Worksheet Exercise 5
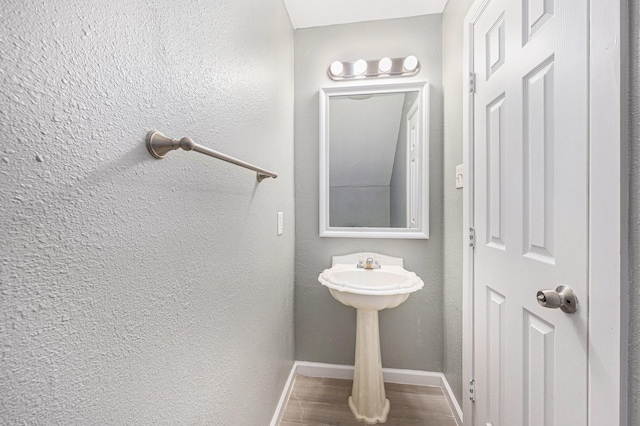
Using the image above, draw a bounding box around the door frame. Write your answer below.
[461,0,629,425]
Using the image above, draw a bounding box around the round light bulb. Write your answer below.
[329,61,344,76]
[378,57,392,73]
[403,55,418,71]
[354,59,367,75]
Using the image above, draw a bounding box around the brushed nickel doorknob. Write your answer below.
[536,285,578,314]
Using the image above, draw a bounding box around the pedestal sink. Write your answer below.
[318,253,424,425]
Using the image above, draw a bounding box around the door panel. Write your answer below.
[523,0,554,44]
[471,0,588,424]
[523,58,555,262]
[486,287,505,425]
[523,310,555,425]
[486,94,506,249]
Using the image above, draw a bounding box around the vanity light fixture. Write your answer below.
[330,61,344,76]
[353,59,368,75]
[403,55,418,72]
[378,57,392,73]
[327,56,420,80]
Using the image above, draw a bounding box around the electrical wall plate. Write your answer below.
[455,164,464,189]
[277,212,284,235]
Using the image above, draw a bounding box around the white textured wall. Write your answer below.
[0,0,295,423]
[441,0,474,406]
[294,16,444,371]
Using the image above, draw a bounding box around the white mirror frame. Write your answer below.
[319,81,430,239]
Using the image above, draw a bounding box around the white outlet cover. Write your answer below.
[277,212,284,235]
[455,164,464,189]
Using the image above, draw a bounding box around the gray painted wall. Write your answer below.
[294,16,444,371]
[628,0,639,422]
[0,0,294,423]
[330,186,390,227]
[441,0,475,406]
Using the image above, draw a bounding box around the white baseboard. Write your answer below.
[440,372,464,425]
[269,363,297,426]
[270,361,463,426]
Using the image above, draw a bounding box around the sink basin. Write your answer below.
[318,265,424,310]
[318,253,424,425]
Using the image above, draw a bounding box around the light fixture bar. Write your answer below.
[328,56,420,80]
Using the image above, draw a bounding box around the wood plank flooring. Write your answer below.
[280,375,457,426]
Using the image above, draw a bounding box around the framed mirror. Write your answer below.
[319,81,429,238]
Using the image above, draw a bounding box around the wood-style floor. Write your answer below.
[280,375,458,426]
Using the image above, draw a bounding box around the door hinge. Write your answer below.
[469,379,476,402]
[469,227,476,248]
[469,72,476,93]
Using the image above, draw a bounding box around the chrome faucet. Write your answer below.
[357,256,380,270]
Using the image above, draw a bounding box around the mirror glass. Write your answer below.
[319,81,429,238]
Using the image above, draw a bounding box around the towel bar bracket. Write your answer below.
[146,131,187,159]
[146,131,277,182]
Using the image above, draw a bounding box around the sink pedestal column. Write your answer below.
[348,309,390,424]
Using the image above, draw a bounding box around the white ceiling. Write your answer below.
[283,0,449,29]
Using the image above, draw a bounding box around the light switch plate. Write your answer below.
[277,212,284,235]
[455,164,464,189]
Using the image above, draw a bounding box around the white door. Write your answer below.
[471,0,588,424]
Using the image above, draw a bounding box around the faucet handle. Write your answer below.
[364,257,375,269]
[357,255,365,268]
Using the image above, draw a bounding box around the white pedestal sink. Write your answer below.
[318,253,424,425]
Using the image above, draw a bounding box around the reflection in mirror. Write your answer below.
[319,82,429,239]
[329,91,418,228]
